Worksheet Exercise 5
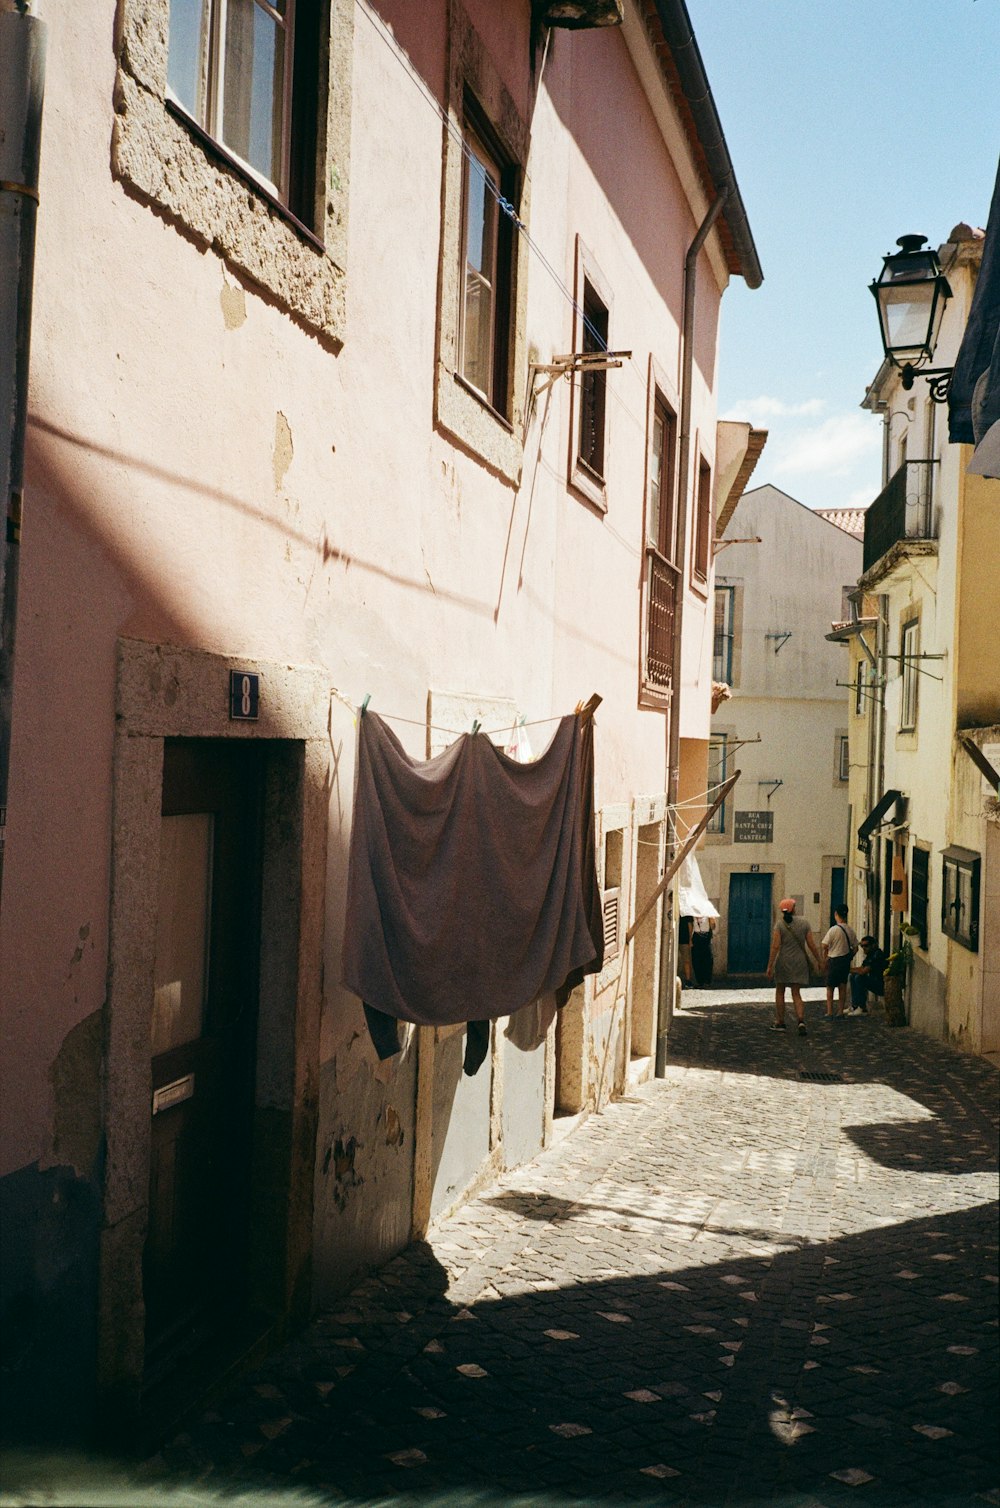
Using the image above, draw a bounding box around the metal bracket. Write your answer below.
[765,631,792,654]
[758,778,784,803]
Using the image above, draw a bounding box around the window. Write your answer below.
[713,586,735,684]
[693,456,712,584]
[911,845,930,949]
[459,115,516,414]
[643,395,679,692]
[707,735,728,834]
[900,618,919,731]
[838,734,850,782]
[855,661,868,716]
[941,846,980,951]
[434,18,529,484]
[578,280,609,478]
[166,0,317,215]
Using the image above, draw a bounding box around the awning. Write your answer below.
[949,158,1000,471]
[678,852,719,920]
[858,789,903,848]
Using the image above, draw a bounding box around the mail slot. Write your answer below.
[152,1073,195,1115]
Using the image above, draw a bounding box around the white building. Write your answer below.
[697,484,862,976]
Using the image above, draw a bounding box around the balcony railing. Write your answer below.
[863,459,938,573]
[645,549,679,690]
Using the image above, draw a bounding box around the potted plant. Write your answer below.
[883,927,916,1027]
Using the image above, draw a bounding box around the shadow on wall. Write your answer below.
[0,414,357,1444]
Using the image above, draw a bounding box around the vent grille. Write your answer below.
[799,1071,842,1083]
[602,888,620,958]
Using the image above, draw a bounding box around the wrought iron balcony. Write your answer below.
[863,459,938,573]
[645,549,679,690]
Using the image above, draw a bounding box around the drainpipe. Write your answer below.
[655,185,728,1079]
[0,2,46,906]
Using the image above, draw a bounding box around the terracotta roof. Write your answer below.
[815,507,866,539]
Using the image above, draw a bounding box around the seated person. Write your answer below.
[848,935,886,1013]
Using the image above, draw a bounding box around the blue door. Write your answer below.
[727,872,773,974]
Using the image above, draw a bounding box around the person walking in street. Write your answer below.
[766,897,823,1034]
[678,914,694,990]
[848,934,887,1014]
[821,904,859,1018]
[691,914,716,987]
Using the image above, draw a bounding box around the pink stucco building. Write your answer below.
[0,0,760,1438]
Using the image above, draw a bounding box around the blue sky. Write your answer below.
[686,0,1000,512]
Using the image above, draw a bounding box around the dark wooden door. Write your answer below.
[829,866,845,926]
[727,872,773,973]
[144,739,263,1371]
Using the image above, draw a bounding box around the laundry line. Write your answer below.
[330,686,598,742]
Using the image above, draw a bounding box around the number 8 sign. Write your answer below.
[229,670,260,721]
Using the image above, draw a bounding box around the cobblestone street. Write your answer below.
[5,993,999,1507]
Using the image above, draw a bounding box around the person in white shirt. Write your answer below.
[821,905,859,1018]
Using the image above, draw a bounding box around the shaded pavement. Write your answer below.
[4,994,998,1506]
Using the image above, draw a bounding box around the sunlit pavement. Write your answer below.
[4,997,998,1508]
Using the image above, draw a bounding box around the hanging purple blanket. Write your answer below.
[343,711,603,1061]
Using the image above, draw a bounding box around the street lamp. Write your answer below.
[870,234,953,401]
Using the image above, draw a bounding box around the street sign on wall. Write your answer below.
[734,810,773,843]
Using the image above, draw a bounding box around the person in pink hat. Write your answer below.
[765,898,823,1034]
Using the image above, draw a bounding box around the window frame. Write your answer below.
[837,734,850,783]
[713,584,735,685]
[433,15,530,486]
[899,617,920,731]
[457,106,517,418]
[911,844,930,950]
[167,0,297,204]
[577,280,610,481]
[568,239,613,513]
[639,373,680,704]
[855,660,868,717]
[941,846,980,952]
[114,0,351,345]
[691,453,713,590]
[707,734,729,835]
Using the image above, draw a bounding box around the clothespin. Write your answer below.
[575,693,602,722]
[360,694,370,716]
[470,719,481,735]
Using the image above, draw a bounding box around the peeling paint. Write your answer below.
[273,411,294,490]
[46,1011,103,1179]
[220,275,247,330]
[323,1134,362,1212]
[383,1105,404,1148]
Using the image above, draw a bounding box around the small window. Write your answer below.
[578,281,609,478]
[167,0,317,217]
[602,828,623,959]
[838,734,850,782]
[900,618,919,731]
[707,735,728,835]
[941,846,979,951]
[855,661,868,716]
[643,396,679,692]
[713,586,735,684]
[647,399,677,557]
[911,846,930,949]
[459,114,516,415]
[693,456,712,584]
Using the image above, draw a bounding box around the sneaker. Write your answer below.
[797,1022,807,1035]
[844,1006,860,1016]
[769,1021,786,1031]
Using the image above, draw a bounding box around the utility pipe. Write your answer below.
[0,5,46,906]
[654,186,728,1078]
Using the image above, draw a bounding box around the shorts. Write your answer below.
[828,954,852,987]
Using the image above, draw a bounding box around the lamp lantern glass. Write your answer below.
[870,234,951,368]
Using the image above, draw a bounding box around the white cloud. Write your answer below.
[722,395,826,424]
[773,413,881,478]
